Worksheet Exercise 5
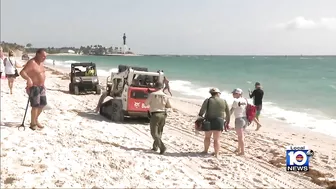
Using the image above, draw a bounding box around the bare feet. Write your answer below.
[200,151,208,155]
[29,124,37,130]
[37,122,44,129]
[95,107,99,113]
[213,152,219,158]
[255,124,262,131]
[237,152,245,156]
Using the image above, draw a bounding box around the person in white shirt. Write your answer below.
[230,88,248,156]
[3,50,20,94]
[0,47,4,78]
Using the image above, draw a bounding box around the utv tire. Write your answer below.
[74,85,79,95]
[69,83,73,94]
[96,85,101,95]
[111,99,124,122]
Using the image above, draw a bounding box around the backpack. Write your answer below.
[245,98,257,125]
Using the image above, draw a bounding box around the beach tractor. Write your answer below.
[69,62,102,95]
[99,65,164,122]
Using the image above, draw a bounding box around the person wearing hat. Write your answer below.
[198,87,230,157]
[248,82,263,131]
[230,88,248,156]
[145,82,175,154]
[3,50,21,94]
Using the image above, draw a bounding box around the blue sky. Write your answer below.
[1,0,336,55]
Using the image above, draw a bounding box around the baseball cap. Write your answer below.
[255,82,261,86]
[232,88,243,94]
[209,88,221,94]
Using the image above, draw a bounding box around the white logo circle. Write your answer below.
[290,151,308,166]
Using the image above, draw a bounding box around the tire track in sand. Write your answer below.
[164,116,321,189]
[125,124,239,188]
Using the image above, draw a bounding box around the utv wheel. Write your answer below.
[96,85,101,95]
[69,83,73,94]
[74,86,79,95]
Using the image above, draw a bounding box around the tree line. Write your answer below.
[0,41,132,55]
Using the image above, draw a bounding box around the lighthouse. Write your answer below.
[122,33,127,54]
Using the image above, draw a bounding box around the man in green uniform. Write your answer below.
[145,82,174,154]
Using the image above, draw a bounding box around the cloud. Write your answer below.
[275,16,336,30]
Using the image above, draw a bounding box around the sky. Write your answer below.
[1,0,336,55]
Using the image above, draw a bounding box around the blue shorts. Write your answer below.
[256,105,262,117]
[27,86,47,108]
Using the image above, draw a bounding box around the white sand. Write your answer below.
[1,67,335,188]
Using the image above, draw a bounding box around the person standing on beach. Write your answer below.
[230,88,248,156]
[163,76,172,96]
[198,88,230,158]
[3,50,21,94]
[0,47,5,78]
[20,49,47,130]
[145,82,174,154]
[249,82,263,131]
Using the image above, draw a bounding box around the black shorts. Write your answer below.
[209,117,225,131]
[27,86,47,107]
[6,74,16,78]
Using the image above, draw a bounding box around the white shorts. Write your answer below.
[235,117,248,129]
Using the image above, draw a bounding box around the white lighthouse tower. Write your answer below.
[122,33,127,54]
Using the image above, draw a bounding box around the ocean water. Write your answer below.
[45,55,336,137]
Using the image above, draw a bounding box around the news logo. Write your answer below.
[286,146,314,172]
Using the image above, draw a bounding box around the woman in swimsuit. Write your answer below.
[163,76,172,96]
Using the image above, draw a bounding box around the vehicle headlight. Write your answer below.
[92,78,98,83]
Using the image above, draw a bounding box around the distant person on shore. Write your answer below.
[4,50,21,94]
[163,76,172,96]
[53,60,55,67]
[230,88,248,156]
[145,82,175,155]
[249,82,264,131]
[198,88,230,158]
[0,47,5,78]
[20,49,47,130]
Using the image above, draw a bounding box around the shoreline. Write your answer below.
[43,59,336,139]
[0,65,335,188]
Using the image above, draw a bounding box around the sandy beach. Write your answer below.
[1,66,336,188]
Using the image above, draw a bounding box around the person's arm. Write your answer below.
[230,100,238,115]
[14,59,22,68]
[144,94,152,106]
[198,99,208,117]
[249,90,255,98]
[224,100,230,123]
[165,98,172,109]
[20,60,33,82]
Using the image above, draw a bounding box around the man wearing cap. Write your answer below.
[198,88,230,157]
[230,88,248,156]
[249,82,264,131]
[145,82,174,154]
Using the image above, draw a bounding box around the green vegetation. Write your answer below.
[1,41,132,55]
[0,41,25,52]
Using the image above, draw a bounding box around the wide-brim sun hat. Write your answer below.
[209,88,221,94]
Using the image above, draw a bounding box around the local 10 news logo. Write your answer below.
[286,145,314,172]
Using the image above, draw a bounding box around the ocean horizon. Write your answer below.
[45,54,336,138]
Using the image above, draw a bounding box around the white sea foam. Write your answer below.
[169,80,336,138]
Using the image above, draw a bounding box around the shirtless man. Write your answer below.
[163,76,172,96]
[20,49,47,130]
